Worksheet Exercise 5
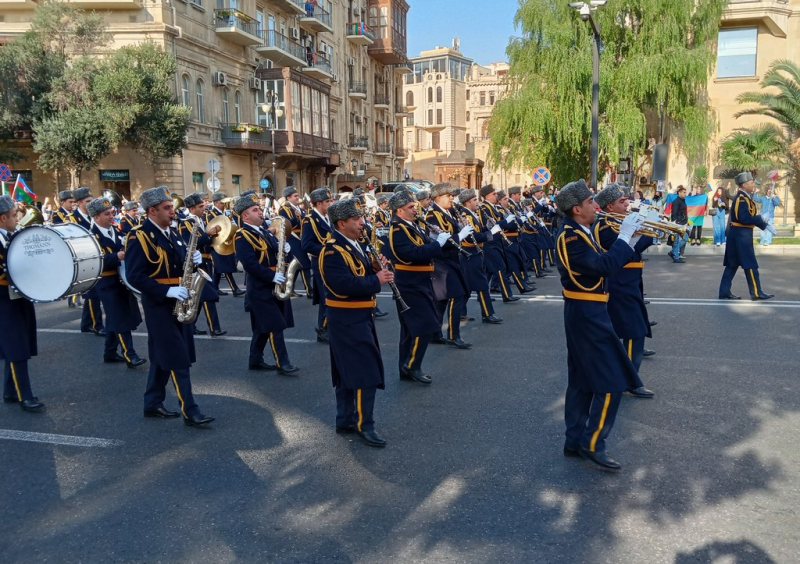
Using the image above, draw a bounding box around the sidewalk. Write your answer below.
[643,242,800,256]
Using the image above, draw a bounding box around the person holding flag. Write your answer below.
[11,174,36,205]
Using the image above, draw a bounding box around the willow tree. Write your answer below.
[489,0,729,184]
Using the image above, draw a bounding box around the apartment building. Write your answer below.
[0,0,410,199]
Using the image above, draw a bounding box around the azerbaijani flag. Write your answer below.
[662,193,708,226]
[11,174,36,204]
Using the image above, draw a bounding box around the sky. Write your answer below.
[406,1,521,65]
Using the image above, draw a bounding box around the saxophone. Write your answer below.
[272,215,301,301]
[173,217,212,323]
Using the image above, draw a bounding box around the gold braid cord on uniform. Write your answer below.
[319,244,366,299]
[734,194,756,220]
[237,229,269,264]
[556,225,603,292]
[129,229,169,277]
[389,224,423,265]
[592,218,619,253]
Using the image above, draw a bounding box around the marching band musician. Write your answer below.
[592,185,655,397]
[119,201,140,234]
[388,190,450,385]
[416,190,431,216]
[123,186,214,427]
[70,187,106,336]
[457,189,503,324]
[233,193,300,375]
[278,186,313,298]
[554,180,648,471]
[513,192,545,278]
[320,199,393,447]
[87,198,147,369]
[0,195,44,412]
[502,187,536,293]
[52,190,75,224]
[205,192,245,297]
[301,187,334,343]
[718,171,776,301]
[478,185,520,303]
[425,183,474,349]
[355,191,388,318]
[532,186,557,269]
[178,193,227,337]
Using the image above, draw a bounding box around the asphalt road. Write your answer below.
[1,251,799,563]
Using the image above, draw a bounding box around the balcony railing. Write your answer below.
[221,123,274,149]
[374,94,390,107]
[300,3,333,30]
[313,53,333,75]
[348,134,370,149]
[348,81,368,95]
[346,22,376,41]
[374,143,391,154]
[258,30,307,66]
[213,9,261,45]
[395,147,408,158]
[392,61,413,74]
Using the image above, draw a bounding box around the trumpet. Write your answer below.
[596,211,689,238]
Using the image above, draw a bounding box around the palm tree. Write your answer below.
[719,123,785,175]
[735,60,800,140]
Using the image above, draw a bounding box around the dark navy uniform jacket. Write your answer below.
[459,207,492,293]
[278,203,312,271]
[425,203,469,301]
[724,189,768,270]
[178,217,219,304]
[119,215,139,234]
[52,207,72,225]
[389,217,443,336]
[91,224,142,333]
[319,230,384,390]
[593,217,652,340]
[204,206,238,274]
[555,217,643,394]
[70,210,101,299]
[300,209,333,305]
[234,223,294,334]
[0,230,37,362]
[124,219,196,369]
[479,201,513,272]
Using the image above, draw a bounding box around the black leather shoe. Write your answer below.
[490,287,501,294]
[644,300,651,305]
[278,364,300,375]
[400,367,431,384]
[430,336,448,345]
[642,349,656,357]
[144,406,180,419]
[336,425,357,435]
[184,413,215,427]
[233,289,246,297]
[104,353,126,363]
[649,320,657,326]
[193,329,207,335]
[627,386,655,398]
[126,356,147,368]
[672,257,686,263]
[357,429,386,447]
[718,293,741,300]
[315,328,329,343]
[542,268,552,273]
[503,296,521,303]
[4,395,18,403]
[751,293,774,301]
[217,289,229,296]
[374,309,389,318]
[210,329,227,337]
[563,445,581,458]
[482,315,503,324]
[447,338,473,349]
[579,447,622,471]
[460,315,475,322]
[94,328,106,337]
[520,285,536,294]
[20,399,45,412]
[249,361,278,371]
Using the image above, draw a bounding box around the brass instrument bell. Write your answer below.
[206,214,238,255]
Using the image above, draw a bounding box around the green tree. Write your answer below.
[489,0,729,184]
[735,60,800,138]
[719,123,785,175]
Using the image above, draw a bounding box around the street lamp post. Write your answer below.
[261,90,283,193]
[351,158,358,176]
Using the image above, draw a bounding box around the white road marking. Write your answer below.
[0,429,123,448]
[36,328,315,343]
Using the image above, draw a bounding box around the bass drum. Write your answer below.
[118,260,142,300]
[6,223,102,302]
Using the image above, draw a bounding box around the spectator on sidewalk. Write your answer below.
[710,186,729,247]
[689,186,706,246]
[756,186,781,246]
[669,186,689,263]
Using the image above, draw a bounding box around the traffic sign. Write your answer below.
[207,177,221,192]
[532,166,551,186]
[206,158,220,175]
[259,178,270,189]
[0,164,11,182]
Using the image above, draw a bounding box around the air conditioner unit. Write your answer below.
[289,27,300,40]
[331,72,339,82]
[346,56,355,67]
[212,71,227,86]
[389,125,395,132]
[248,77,261,90]
[355,115,363,124]
[352,7,360,17]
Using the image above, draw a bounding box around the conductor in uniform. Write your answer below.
[554,180,647,471]
[124,187,214,427]
[301,187,334,343]
[0,195,44,411]
[320,199,394,447]
[71,187,105,336]
[718,171,776,301]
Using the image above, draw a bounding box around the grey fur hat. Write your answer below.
[393,185,411,194]
[212,192,226,202]
[735,171,754,185]
[554,179,592,216]
[479,184,495,198]
[310,187,332,203]
[233,193,260,216]
[58,190,74,201]
[594,183,625,209]
[389,190,415,211]
[240,189,256,198]
[72,187,93,201]
[508,186,522,196]
[377,194,392,205]
[458,189,477,204]
[139,186,171,211]
[283,186,298,198]
[123,201,139,211]
[328,199,363,226]
[183,193,205,208]
[0,195,15,215]
[496,190,507,200]
[415,190,430,201]
[431,182,452,198]
[87,197,114,217]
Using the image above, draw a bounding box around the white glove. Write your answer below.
[628,233,642,249]
[504,213,516,222]
[526,211,534,219]
[490,224,502,234]
[284,242,291,253]
[458,226,474,241]
[274,272,286,284]
[192,250,202,265]
[167,287,189,301]
[766,225,778,235]
[618,214,645,244]
[436,232,451,247]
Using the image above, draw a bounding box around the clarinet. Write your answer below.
[458,214,484,255]
[423,219,470,257]
[363,234,410,313]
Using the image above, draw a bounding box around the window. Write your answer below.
[431,131,440,150]
[427,87,433,103]
[717,28,758,78]
[436,87,442,103]
[232,174,241,186]
[480,91,486,106]
[261,79,286,129]
[291,82,302,132]
[406,91,414,106]
[192,172,204,191]
[222,88,229,123]
[489,92,495,105]
[428,109,433,125]
[466,90,470,101]
[369,6,377,28]
[234,91,242,123]
[407,115,414,126]
[436,109,442,125]
[321,93,329,138]
[302,84,311,133]
[312,90,321,137]
[466,111,470,121]
[195,79,205,123]
[379,6,388,38]
[181,75,190,106]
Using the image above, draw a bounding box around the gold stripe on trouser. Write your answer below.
[448,299,455,340]
[322,317,328,328]
[478,292,489,317]
[225,273,236,289]
[269,333,281,367]
[512,272,523,288]
[498,272,510,298]
[407,337,420,370]
[589,393,612,452]
[170,371,187,418]
[748,269,760,297]
[531,259,539,276]
[203,303,213,330]
[540,250,545,264]
[627,339,633,360]
[9,362,22,401]
[118,334,131,362]
[88,300,98,328]
[300,271,310,292]
[357,389,363,432]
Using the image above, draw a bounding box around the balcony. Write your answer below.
[346,23,375,46]
[392,61,413,74]
[374,143,391,156]
[256,30,307,68]
[61,0,141,7]
[348,135,370,152]
[213,9,262,46]
[272,0,306,16]
[374,94,390,109]
[348,81,368,99]
[301,53,333,81]
[723,0,791,37]
[368,27,407,65]
[395,147,408,159]
[221,124,274,151]
[395,104,412,117]
[299,3,333,34]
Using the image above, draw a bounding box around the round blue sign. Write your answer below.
[259,178,270,189]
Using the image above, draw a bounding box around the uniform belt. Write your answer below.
[292,228,302,234]
[326,298,377,309]
[0,279,7,286]
[269,266,277,271]
[201,253,212,258]
[503,232,519,237]
[101,269,118,277]
[623,262,644,269]
[562,289,609,302]
[395,264,434,272]
[731,222,754,229]
[155,277,182,285]
[462,240,481,247]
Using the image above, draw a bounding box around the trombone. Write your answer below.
[596,211,689,238]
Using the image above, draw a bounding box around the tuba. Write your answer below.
[18,205,44,227]
[271,215,302,301]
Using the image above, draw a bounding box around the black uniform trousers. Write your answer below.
[435,294,467,340]
[4,361,33,402]
[623,337,646,373]
[80,298,104,332]
[105,331,137,362]
[249,325,290,368]
[485,243,515,300]
[194,300,222,333]
[398,310,430,372]
[336,385,376,433]
[214,271,242,292]
[719,265,765,299]
[144,364,199,418]
[311,264,327,330]
[564,387,622,454]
